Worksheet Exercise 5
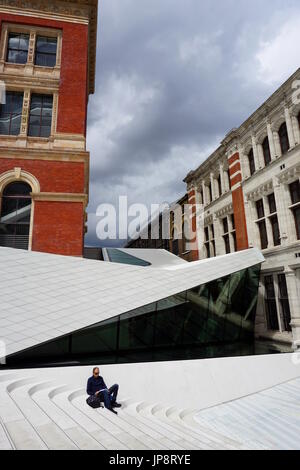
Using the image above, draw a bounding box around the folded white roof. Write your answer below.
[0,247,264,359]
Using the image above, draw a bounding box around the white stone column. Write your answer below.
[267,122,277,160]
[202,181,207,206]
[284,106,296,149]
[286,269,300,349]
[251,135,260,171]
[219,163,225,195]
[239,147,248,179]
[291,115,300,146]
[255,277,268,337]
[273,177,288,245]
[257,143,265,169]
[273,132,282,158]
[224,169,230,192]
[214,216,223,256]
[210,173,215,201]
[244,197,255,248]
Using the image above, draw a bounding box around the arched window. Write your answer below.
[278,122,289,155]
[248,148,256,176]
[0,181,32,250]
[262,136,271,166]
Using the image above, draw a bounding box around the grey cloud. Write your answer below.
[85,0,300,246]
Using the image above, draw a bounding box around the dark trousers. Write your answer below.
[99,384,119,410]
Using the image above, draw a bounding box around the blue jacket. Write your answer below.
[87,375,107,396]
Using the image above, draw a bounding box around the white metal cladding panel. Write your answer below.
[0,247,264,358]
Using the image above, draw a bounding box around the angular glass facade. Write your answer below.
[7,265,261,368]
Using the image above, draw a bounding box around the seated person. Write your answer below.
[87,367,121,415]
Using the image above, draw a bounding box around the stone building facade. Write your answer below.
[0,0,98,256]
[184,68,300,348]
[125,195,196,262]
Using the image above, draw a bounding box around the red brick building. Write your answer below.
[0,0,98,256]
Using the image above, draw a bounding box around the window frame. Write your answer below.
[6,32,29,65]
[28,93,53,139]
[35,35,58,68]
[0,91,24,136]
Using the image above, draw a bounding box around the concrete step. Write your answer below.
[0,377,47,450]
[8,379,78,450]
[123,400,186,450]
[70,391,167,450]
[30,383,104,450]
[138,402,208,450]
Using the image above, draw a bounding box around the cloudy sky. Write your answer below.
[85,0,300,247]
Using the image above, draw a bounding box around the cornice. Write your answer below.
[0,74,60,91]
[0,0,98,94]
[32,191,88,203]
[0,146,89,161]
[245,180,273,202]
[184,145,226,185]
[215,203,233,219]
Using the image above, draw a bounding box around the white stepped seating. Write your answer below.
[122,400,188,450]
[1,370,300,450]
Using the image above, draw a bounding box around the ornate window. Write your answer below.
[6,33,29,64]
[278,122,290,155]
[28,94,53,138]
[0,182,32,250]
[0,92,23,136]
[2,24,61,70]
[262,136,271,166]
[255,195,281,249]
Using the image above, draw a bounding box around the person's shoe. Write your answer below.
[109,408,118,415]
[112,402,122,408]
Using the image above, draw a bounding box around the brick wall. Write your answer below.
[228,152,249,251]
[32,201,84,256]
[0,158,85,193]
